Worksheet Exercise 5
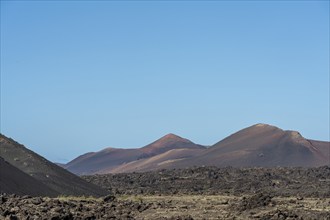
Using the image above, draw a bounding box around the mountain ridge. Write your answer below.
[0,156,58,196]
[64,133,206,175]
[0,134,108,197]
[60,124,329,174]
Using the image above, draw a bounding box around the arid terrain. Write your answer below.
[1,193,329,220]
[83,166,330,198]
[1,128,329,219]
[1,166,330,219]
[62,124,330,175]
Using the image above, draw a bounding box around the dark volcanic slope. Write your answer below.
[168,124,329,168]
[65,133,205,175]
[0,134,107,197]
[0,156,57,196]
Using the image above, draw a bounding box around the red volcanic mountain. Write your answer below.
[140,133,205,158]
[159,124,329,169]
[63,124,329,174]
[103,148,205,174]
[64,148,142,175]
[64,134,206,175]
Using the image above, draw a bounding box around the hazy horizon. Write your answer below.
[1,1,329,162]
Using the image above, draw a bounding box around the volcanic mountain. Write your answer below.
[103,148,205,173]
[98,124,329,173]
[0,134,107,197]
[62,124,329,174]
[155,124,329,169]
[140,133,205,158]
[64,134,206,175]
[0,156,58,196]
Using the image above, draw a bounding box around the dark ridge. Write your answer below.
[0,134,108,197]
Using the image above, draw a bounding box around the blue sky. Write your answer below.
[1,1,329,162]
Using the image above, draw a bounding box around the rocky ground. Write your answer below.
[1,193,329,219]
[131,194,330,220]
[83,166,330,198]
[0,194,146,220]
[1,166,330,219]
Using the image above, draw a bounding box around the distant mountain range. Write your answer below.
[62,124,329,175]
[0,134,107,197]
[63,133,205,175]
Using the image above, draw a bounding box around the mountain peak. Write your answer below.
[161,133,188,141]
[252,123,279,129]
[141,133,202,155]
[254,123,271,127]
[151,133,193,147]
[246,123,284,133]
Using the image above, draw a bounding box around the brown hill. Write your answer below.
[140,133,205,158]
[308,140,330,164]
[62,124,329,174]
[0,134,107,197]
[103,148,205,173]
[162,124,329,169]
[64,148,142,175]
[0,156,58,196]
[65,134,205,175]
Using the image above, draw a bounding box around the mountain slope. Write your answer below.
[62,124,329,174]
[140,133,205,158]
[0,134,107,197]
[308,140,330,164]
[165,124,329,168]
[64,148,142,175]
[103,148,205,173]
[0,156,58,196]
[65,134,206,175]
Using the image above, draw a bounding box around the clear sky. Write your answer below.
[1,1,329,162]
